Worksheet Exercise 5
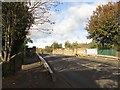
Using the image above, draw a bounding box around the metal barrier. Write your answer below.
[36,53,56,82]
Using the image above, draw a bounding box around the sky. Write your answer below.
[27,0,118,48]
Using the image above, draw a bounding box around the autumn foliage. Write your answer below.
[86,2,120,49]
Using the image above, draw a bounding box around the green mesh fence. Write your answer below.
[98,49,116,56]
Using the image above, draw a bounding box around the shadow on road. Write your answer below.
[43,54,118,88]
[3,54,118,88]
[2,54,72,88]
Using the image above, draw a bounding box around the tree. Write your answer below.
[86,2,120,50]
[88,40,97,48]
[44,46,53,53]
[44,42,62,53]
[72,42,81,49]
[65,41,72,49]
[1,1,59,61]
[28,1,60,33]
[65,41,81,49]
[2,2,34,61]
[51,42,62,49]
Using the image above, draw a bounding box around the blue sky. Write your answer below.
[28,0,118,48]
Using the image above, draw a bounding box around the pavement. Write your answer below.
[96,55,118,59]
[77,55,119,66]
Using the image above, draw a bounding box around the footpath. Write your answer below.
[77,54,119,66]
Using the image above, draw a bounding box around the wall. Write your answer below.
[53,49,64,55]
[25,46,36,57]
[116,51,120,58]
[53,48,119,57]
[2,53,23,76]
[76,48,86,56]
[64,49,74,56]
[53,48,87,56]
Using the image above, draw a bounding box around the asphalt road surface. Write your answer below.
[41,54,119,88]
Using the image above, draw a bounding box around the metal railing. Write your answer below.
[36,53,55,82]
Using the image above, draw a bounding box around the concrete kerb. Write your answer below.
[76,54,119,62]
[96,55,119,60]
[36,53,56,82]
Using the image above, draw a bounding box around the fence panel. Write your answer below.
[86,49,97,55]
[98,49,116,56]
[2,53,23,76]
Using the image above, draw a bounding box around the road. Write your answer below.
[41,54,119,88]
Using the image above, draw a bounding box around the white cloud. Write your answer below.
[28,0,117,48]
[50,3,97,43]
[58,0,118,3]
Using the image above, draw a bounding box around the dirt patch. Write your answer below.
[96,79,118,88]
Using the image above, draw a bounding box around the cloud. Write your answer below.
[28,3,97,48]
[50,3,97,42]
[58,0,118,3]
[28,0,117,48]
